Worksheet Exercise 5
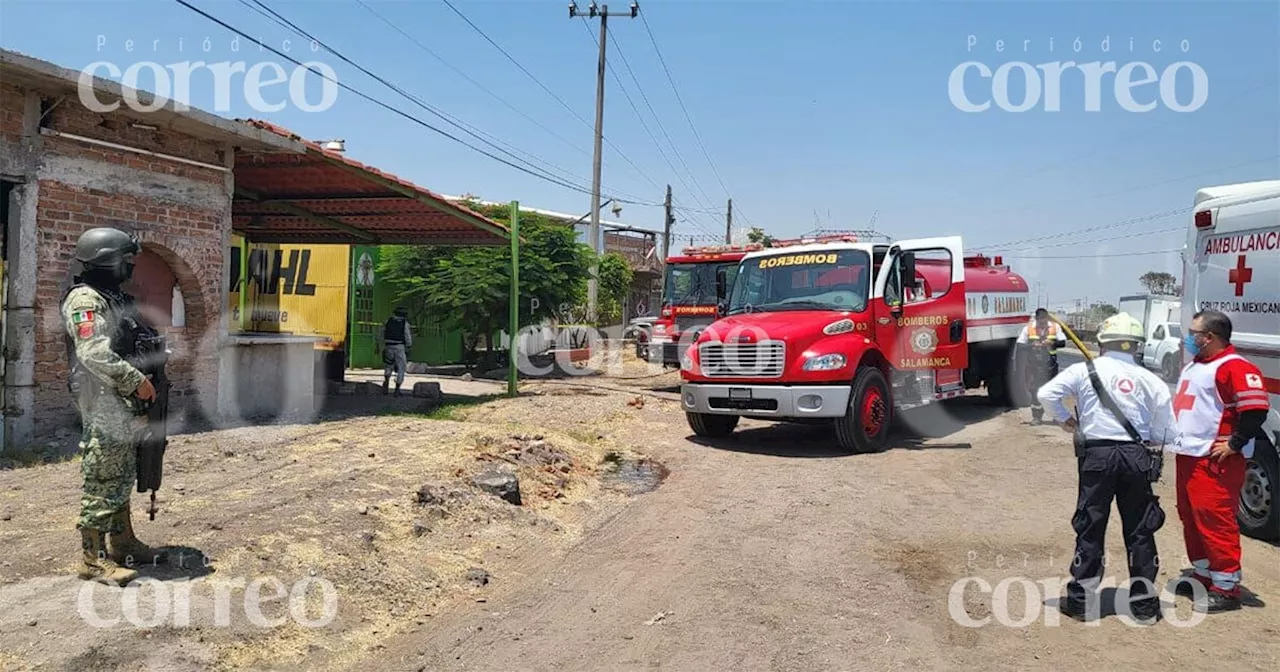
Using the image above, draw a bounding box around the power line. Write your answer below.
[1001,249,1181,259]
[440,0,673,205]
[353,0,662,202]
[174,0,626,199]
[992,225,1185,254]
[987,155,1280,218]
[241,0,609,193]
[575,18,720,239]
[639,8,744,225]
[981,208,1190,250]
[607,27,717,213]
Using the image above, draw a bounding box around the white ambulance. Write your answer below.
[1183,180,1280,541]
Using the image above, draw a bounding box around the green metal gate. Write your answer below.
[346,245,468,368]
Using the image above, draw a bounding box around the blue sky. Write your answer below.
[1,0,1277,308]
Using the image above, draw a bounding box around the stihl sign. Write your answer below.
[229,248,319,296]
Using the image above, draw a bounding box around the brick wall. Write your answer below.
[29,100,230,435]
[1,83,24,144]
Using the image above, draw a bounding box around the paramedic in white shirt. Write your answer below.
[1017,308,1067,424]
[1037,312,1176,625]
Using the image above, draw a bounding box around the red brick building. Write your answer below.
[1,51,508,454]
[0,51,304,451]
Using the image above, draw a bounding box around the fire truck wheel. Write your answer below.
[1239,434,1279,542]
[986,371,1012,407]
[686,412,739,438]
[835,366,892,454]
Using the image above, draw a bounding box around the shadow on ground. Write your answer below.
[687,396,1010,458]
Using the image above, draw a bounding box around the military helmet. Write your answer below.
[1096,312,1145,344]
[74,227,140,269]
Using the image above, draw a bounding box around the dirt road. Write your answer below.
[375,394,1280,672]
[1,372,1278,671]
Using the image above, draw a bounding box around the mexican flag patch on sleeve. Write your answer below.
[72,310,96,339]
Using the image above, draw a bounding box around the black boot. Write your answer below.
[1197,591,1243,614]
[394,383,402,397]
[1058,597,1091,622]
[382,378,390,395]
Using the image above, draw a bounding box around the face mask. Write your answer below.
[1184,333,1201,357]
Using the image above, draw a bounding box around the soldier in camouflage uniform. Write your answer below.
[62,227,167,586]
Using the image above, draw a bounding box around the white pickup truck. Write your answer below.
[1140,321,1183,382]
[1118,294,1182,381]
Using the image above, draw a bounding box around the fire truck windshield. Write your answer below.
[663,262,738,306]
[727,249,870,314]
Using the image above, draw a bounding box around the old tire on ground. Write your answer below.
[1239,434,1279,542]
[835,366,892,454]
[1161,353,1179,383]
[686,412,739,438]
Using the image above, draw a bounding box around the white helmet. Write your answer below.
[1096,312,1145,349]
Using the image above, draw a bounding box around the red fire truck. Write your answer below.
[650,243,763,367]
[679,234,1031,453]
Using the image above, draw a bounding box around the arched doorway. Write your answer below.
[126,248,184,328]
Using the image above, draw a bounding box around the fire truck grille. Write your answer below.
[698,341,786,378]
[675,315,716,332]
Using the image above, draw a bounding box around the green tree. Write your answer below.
[1138,271,1179,295]
[378,201,593,366]
[597,251,634,327]
[746,227,775,246]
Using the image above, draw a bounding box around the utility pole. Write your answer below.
[569,1,639,322]
[662,185,673,261]
[660,184,673,298]
[725,198,733,244]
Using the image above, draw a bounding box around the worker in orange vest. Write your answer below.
[1018,308,1067,424]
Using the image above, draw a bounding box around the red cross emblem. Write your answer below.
[1228,254,1253,297]
[1173,380,1196,419]
[1116,378,1135,395]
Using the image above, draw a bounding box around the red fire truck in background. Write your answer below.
[679,234,1031,453]
[649,243,763,367]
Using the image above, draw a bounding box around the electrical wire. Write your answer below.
[608,27,718,214]
[639,9,745,226]
[1000,249,1181,259]
[439,0,688,207]
[980,208,1190,250]
[241,0,606,194]
[173,0,631,198]
[354,0,664,205]
[575,18,721,239]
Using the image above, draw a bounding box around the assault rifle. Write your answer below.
[116,300,171,521]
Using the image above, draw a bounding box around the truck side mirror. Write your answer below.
[716,300,728,317]
[899,252,916,290]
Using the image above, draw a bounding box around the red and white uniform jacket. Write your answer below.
[1172,345,1271,459]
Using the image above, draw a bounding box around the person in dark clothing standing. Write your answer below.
[380,306,413,396]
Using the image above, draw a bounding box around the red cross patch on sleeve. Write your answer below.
[77,322,95,339]
[1245,373,1264,390]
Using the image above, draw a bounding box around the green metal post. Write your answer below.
[238,235,249,332]
[508,201,520,397]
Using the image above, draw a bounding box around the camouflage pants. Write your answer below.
[77,397,137,532]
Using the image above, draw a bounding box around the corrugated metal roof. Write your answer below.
[232,120,509,245]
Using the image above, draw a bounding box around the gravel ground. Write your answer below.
[1,365,1277,671]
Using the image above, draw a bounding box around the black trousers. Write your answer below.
[1025,352,1058,418]
[1066,441,1165,614]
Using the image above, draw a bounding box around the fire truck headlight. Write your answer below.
[802,353,847,371]
[654,324,667,334]
[681,350,695,373]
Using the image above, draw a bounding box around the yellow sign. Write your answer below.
[673,305,718,315]
[900,357,953,368]
[228,235,350,350]
[758,253,838,269]
[897,315,950,327]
